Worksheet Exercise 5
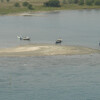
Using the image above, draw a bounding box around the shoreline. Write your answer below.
[2,9,100,16]
[0,44,99,57]
[1,6,100,16]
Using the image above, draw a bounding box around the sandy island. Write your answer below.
[0,44,100,57]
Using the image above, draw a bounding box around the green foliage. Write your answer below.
[73,0,78,4]
[65,0,99,5]
[63,0,67,4]
[14,2,20,7]
[86,0,93,5]
[28,4,33,10]
[44,0,61,7]
[91,0,94,2]
[68,0,73,4]
[79,0,84,5]
[22,1,34,10]
[22,2,29,7]
[95,0,100,5]
[1,0,3,2]
[6,0,10,2]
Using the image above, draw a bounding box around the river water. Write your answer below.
[0,9,100,100]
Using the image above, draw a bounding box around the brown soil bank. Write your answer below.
[0,44,99,57]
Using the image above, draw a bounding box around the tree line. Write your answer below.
[66,0,100,5]
[14,2,33,10]
[0,0,33,10]
[44,0,100,7]
[1,0,9,2]
[0,0,100,10]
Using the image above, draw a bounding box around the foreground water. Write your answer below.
[0,9,100,100]
[0,54,100,100]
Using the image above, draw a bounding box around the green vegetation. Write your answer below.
[44,0,61,7]
[14,2,20,7]
[22,2,29,7]
[95,0,100,5]
[86,0,93,5]
[73,0,79,4]
[22,2,34,10]
[6,0,9,2]
[63,0,67,4]
[0,0,100,15]
[28,4,33,10]
[1,0,3,2]
[79,0,84,5]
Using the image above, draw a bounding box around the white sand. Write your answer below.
[0,46,40,53]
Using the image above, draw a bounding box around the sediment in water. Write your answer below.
[0,44,99,57]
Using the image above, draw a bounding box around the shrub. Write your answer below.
[28,4,33,10]
[63,0,67,4]
[22,2,29,7]
[95,0,100,5]
[73,0,78,4]
[79,0,84,5]
[44,0,61,7]
[86,0,93,5]
[14,2,20,7]
[68,0,73,4]
[1,0,3,2]
[6,0,10,2]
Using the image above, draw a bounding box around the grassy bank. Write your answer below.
[0,0,100,15]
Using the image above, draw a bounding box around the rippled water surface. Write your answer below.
[0,9,100,100]
[0,55,100,100]
[0,9,100,48]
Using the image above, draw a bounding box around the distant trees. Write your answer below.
[22,2,34,10]
[6,0,9,3]
[95,0,100,5]
[14,2,20,7]
[22,2,29,7]
[13,1,34,10]
[1,0,3,2]
[0,0,10,2]
[68,0,73,4]
[0,0,100,7]
[73,0,79,4]
[79,0,84,5]
[63,0,67,4]
[28,4,33,10]
[65,0,100,6]
[44,0,100,6]
[86,0,93,5]
[0,0,99,10]
[44,0,61,7]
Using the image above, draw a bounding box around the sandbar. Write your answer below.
[0,44,99,57]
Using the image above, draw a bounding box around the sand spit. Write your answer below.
[0,44,99,57]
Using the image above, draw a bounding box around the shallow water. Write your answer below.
[0,9,100,100]
[0,9,100,48]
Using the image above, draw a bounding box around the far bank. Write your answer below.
[0,3,100,15]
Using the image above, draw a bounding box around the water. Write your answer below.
[0,55,100,100]
[0,9,100,100]
[0,9,100,48]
